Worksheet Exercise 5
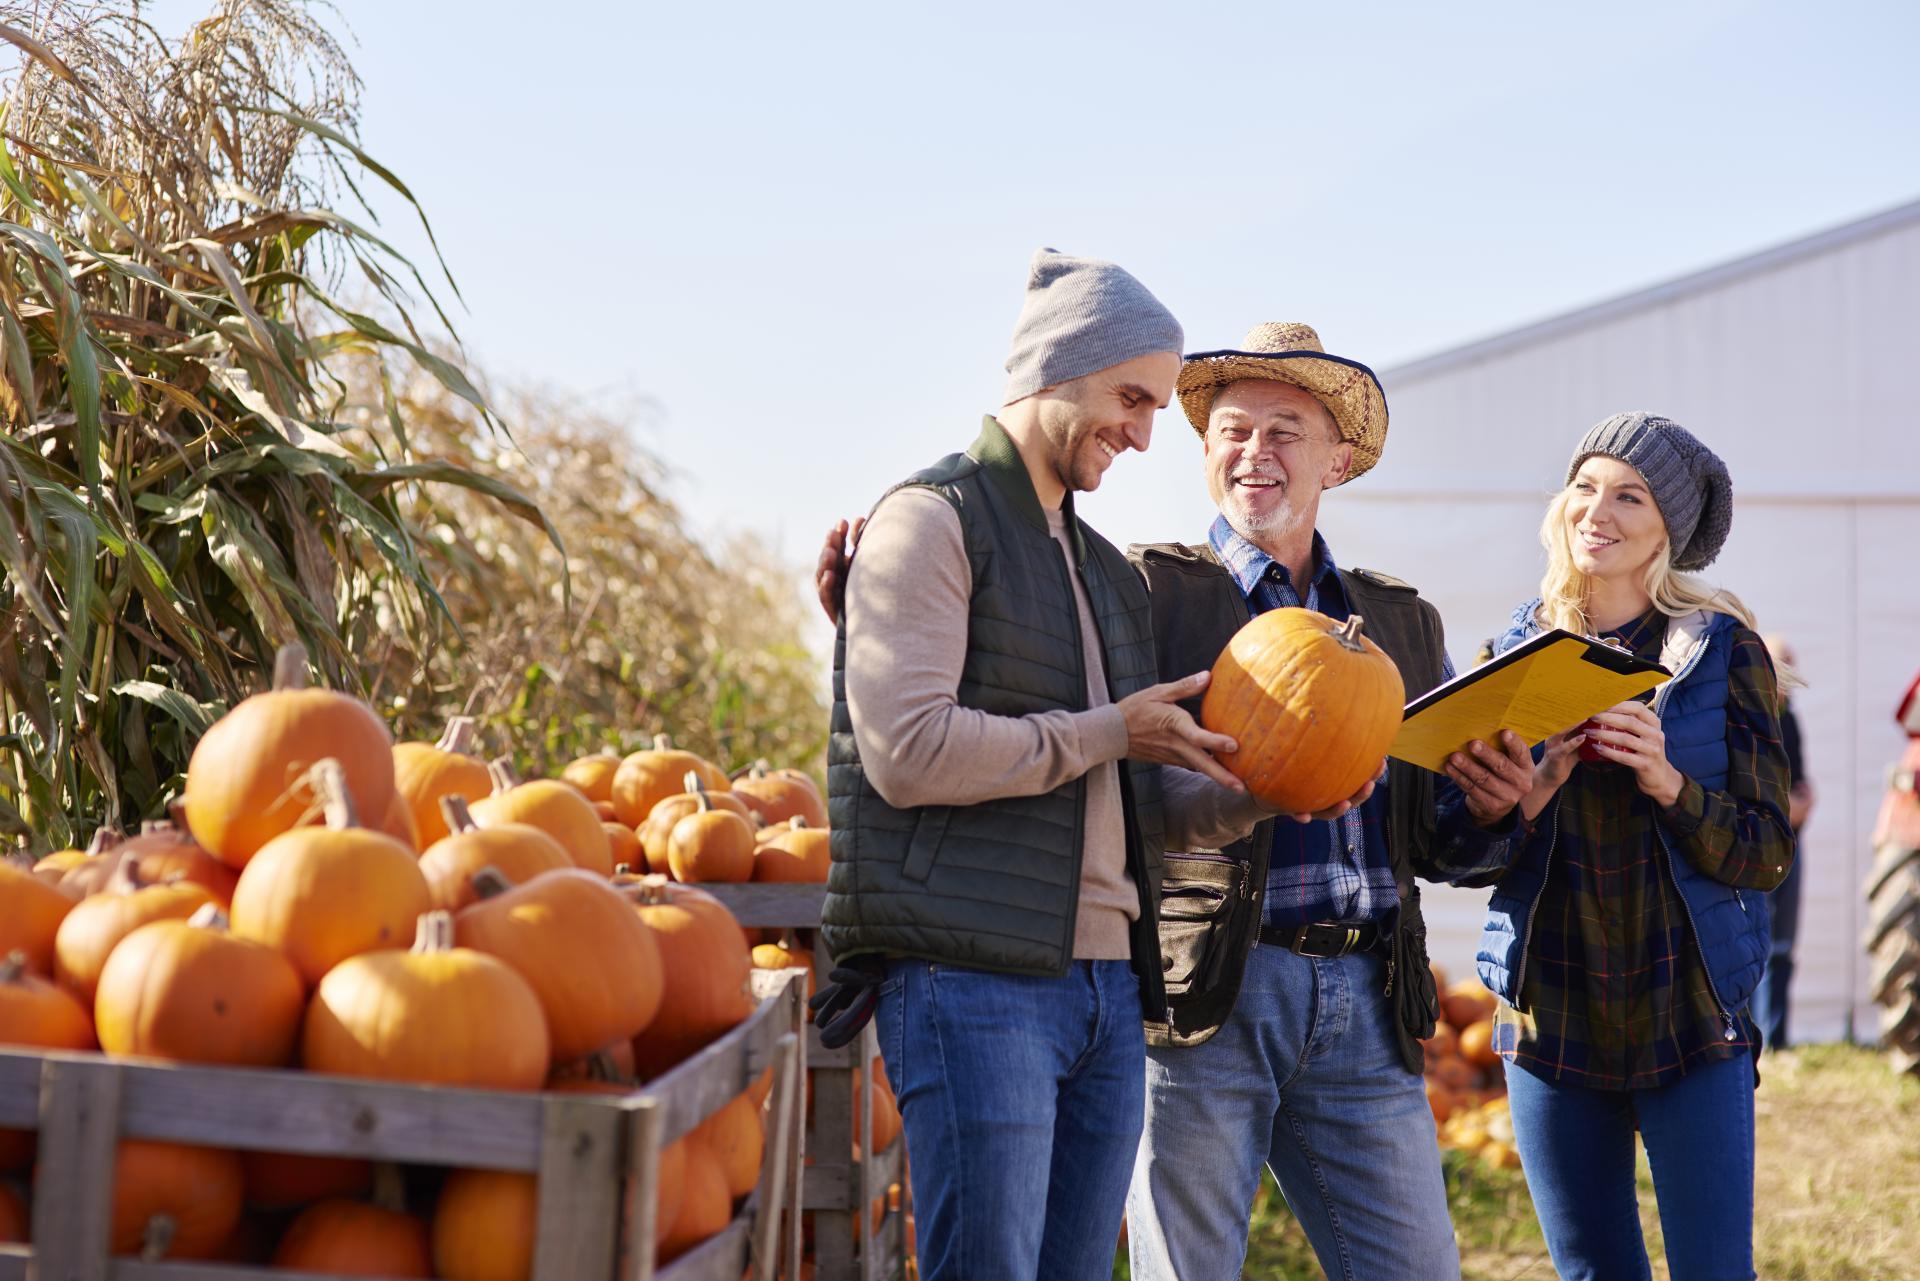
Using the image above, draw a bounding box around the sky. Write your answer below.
[138,0,1920,630]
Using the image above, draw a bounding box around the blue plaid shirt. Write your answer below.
[1208,517,1444,928]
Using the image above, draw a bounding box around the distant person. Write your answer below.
[1753,634,1815,1050]
[1468,413,1794,1281]
[1866,669,1920,1075]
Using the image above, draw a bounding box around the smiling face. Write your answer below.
[1202,379,1351,541]
[1564,455,1668,582]
[1034,350,1181,494]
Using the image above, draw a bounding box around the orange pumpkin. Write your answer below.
[622,877,754,1079]
[639,776,753,875]
[419,797,574,911]
[1422,1021,1457,1061]
[753,816,831,884]
[592,800,619,822]
[1442,980,1498,1031]
[611,735,730,829]
[40,827,125,896]
[1425,1079,1456,1126]
[304,910,549,1090]
[689,1093,763,1199]
[109,815,239,907]
[376,789,421,853]
[856,1054,902,1156]
[241,1151,373,1210]
[751,940,815,998]
[433,1169,535,1281]
[272,1197,432,1277]
[95,905,305,1068]
[0,949,96,1171]
[1459,1018,1500,1068]
[656,1139,731,1265]
[666,794,756,884]
[392,716,493,848]
[560,749,624,804]
[111,1139,244,1259]
[229,761,432,987]
[55,874,215,1004]
[1201,608,1406,813]
[455,868,666,1062]
[548,1040,638,1086]
[472,761,614,878]
[0,858,77,974]
[183,644,396,869]
[603,821,642,870]
[32,847,93,887]
[729,760,827,828]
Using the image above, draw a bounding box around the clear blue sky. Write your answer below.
[157,2,1920,579]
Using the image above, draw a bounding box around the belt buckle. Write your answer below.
[1293,924,1359,959]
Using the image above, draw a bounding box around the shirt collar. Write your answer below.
[1208,514,1340,600]
[1606,605,1669,658]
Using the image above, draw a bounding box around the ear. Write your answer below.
[1323,440,1353,489]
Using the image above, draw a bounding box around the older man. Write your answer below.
[1125,323,1535,1280]
[815,252,1272,1281]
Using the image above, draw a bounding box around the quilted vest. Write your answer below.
[1474,601,1770,1025]
[822,418,1168,1017]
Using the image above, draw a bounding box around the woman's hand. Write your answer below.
[1519,727,1587,821]
[1583,700,1686,807]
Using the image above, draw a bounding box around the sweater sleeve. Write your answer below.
[1159,766,1276,850]
[1657,628,1796,890]
[842,486,1130,811]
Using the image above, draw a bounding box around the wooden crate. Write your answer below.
[698,884,910,1281]
[0,971,808,1281]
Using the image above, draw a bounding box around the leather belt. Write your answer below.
[1258,920,1383,959]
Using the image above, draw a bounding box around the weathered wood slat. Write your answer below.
[645,973,800,1147]
[0,1055,37,1126]
[625,1099,665,1281]
[0,1246,28,1281]
[690,884,826,928]
[531,1094,627,1281]
[33,1055,121,1281]
[115,1263,422,1280]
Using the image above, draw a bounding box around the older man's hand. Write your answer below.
[1444,729,1536,825]
[813,516,863,625]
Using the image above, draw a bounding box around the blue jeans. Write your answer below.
[1127,943,1459,1281]
[873,958,1143,1281]
[1506,1053,1755,1281]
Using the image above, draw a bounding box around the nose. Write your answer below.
[1123,418,1152,452]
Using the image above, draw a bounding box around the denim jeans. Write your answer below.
[1127,943,1459,1281]
[1505,1052,1755,1281]
[873,958,1143,1281]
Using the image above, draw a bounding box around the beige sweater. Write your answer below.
[844,485,1271,960]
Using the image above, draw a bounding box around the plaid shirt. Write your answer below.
[1494,609,1795,1089]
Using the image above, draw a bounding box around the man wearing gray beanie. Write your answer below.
[812,249,1272,1281]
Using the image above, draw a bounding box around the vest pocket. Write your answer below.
[1158,856,1245,996]
[902,807,952,882]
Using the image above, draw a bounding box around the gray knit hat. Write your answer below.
[1567,412,1733,570]
[1002,248,1183,405]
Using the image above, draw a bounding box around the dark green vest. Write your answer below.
[1129,541,1446,1070]
[823,418,1168,1017]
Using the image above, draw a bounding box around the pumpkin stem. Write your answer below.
[469,866,513,901]
[1333,615,1369,652]
[187,903,230,931]
[487,756,522,795]
[441,795,479,835]
[751,757,773,779]
[789,816,810,831]
[85,827,125,857]
[585,1049,624,1083]
[0,951,26,984]
[307,758,360,830]
[272,643,310,692]
[652,733,673,751]
[140,1212,177,1261]
[436,716,480,756]
[628,872,672,905]
[693,790,714,815]
[613,862,635,877]
[104,847,148,896]
[370,1161,408,1213]
[412,910,456,953]
[682,770,705,796]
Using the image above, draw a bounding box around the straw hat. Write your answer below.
[1177,322,1389,483]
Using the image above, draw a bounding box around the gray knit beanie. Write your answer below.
[1567,412,1733,570]
[1002,248,1184,405]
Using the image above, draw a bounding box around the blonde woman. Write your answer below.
[1470,413,1793,1281]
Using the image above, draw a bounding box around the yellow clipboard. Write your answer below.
[1389,629,1671,773]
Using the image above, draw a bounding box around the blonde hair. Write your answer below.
[1535,488,1758,635]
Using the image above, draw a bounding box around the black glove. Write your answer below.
[808,954,888,1049]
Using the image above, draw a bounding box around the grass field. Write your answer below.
[1115,1045,1920,1279]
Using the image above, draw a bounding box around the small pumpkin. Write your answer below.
[303,910,550,1090]
[853,1053,902,1156]
[95,905,306,1068]
[611,735,730,828]
[603,821,642,870]
[111,1139,245,1260]
[455,867,666,1062]
[229,760,432,987]
[559,748,624,804]
[392,717,492,847]
[272,1167,431,1277]
[0,948,96,1171]
[751,940,815,998]
[419,797,575,911]
[752,816,831,884]
[656,1140,731,1265]
[54,867,215,1004]
[729,760,827,828]
[639,774,753,874]
[1442,979,1498,1031]
[0,857,79,974]
[1458,1018,1499,1068]
[107,813,239,907]
[591,800,620,822]
[184,644,397,869]
[623,876,754,1078]
[666,793,756,884]
[42,828,126,897]
[471,760,614,878]
[689,1092,763,1199]
[1200,609,1406,813]
[432,1168,535,1281]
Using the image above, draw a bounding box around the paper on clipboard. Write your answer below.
[1389,629,1671,774]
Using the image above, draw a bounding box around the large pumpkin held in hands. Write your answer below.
[1200,608,1405,814]
[183,644,396,869]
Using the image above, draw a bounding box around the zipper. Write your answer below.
[1048,536,1089,978]
[1510,803,1561,1004]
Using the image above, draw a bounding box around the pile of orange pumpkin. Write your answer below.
[1420,967,1520,1171]
[0,647,826,1274]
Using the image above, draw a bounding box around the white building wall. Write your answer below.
[1316,203,1920,1042]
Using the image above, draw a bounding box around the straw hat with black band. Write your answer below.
[1177,322,1389,484]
